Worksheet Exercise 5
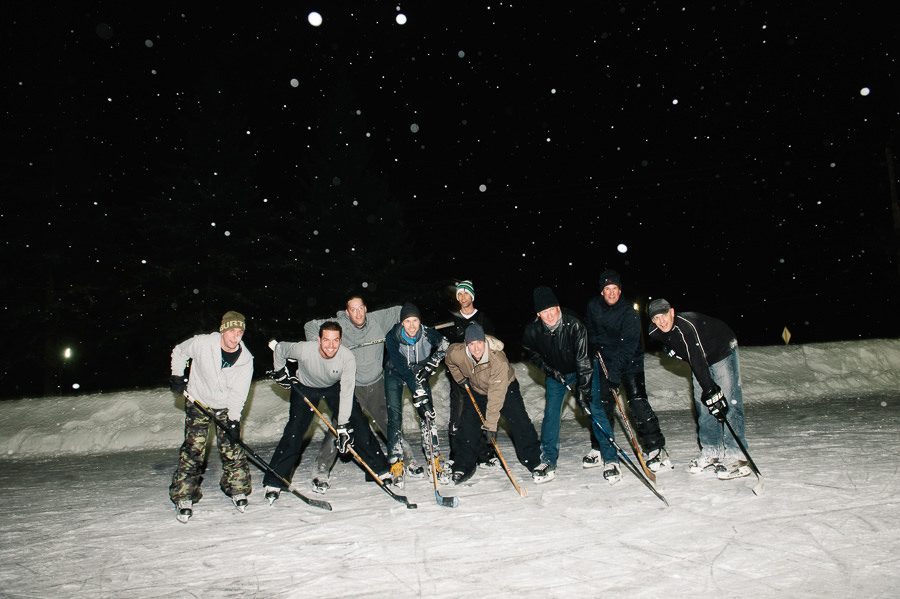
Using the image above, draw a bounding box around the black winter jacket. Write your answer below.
[584,294,644,384]
[521,307,593,393]
[648,311,737,394]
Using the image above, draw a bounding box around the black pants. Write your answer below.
[454,379,541,476]
[264,382,389,488]
[592,370,666,453]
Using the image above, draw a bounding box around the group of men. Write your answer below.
[166,273,751,523]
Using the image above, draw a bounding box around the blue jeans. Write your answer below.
[541,373,617,467]
[384,369,432,463]
[691,348,748,460]
[587,362,622,463]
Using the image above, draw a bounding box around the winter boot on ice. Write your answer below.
[405,460,425,479]
[687,455,720,474]
[312,477,330,494]
[646,448,673,472]
[582,449,603,469]
[477,457,500,469]
[429,457,452,485]
[390,460,406,489]
[451,469,475,485]
[717,460,752,480]
[230,493,248,513]
[264,486,281,506]
[175,499,193,523]
[532,462,556,484]
[603,463,622,485]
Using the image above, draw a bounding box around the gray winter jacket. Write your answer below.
[171,332,254,420]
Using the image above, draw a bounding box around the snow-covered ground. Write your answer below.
[2,339,899,598]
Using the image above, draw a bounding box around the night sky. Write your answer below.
[4,3,899,398]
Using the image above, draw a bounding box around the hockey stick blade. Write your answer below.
[724,419,766,497]
[436,490,459,508]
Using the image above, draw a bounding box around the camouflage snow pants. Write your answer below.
[169,401,251,504]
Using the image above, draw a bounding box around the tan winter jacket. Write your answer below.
[444,335,515,432]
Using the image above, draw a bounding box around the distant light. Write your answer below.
[672,99,678,105]
[72,383,81,390]
[860,87,870,96]
[396,13,407,25]
[479,184,487,192]
[308,12,323,27]
[617,243,628,253]
[362,281,369,288]
[224,231,231,237]
[63,348,72,359]
[290,78,299,88]
[633,303,639,311]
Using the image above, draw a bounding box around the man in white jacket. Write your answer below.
[168,310,254,523]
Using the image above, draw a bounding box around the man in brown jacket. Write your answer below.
[443,322,542,485]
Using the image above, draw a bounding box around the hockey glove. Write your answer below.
[481,429,496,445]
[169,374,188,394]
[224,418,241,444]
[267,367,294,389]
[545,368,567,386]
[335,424,354,454]
[413,390,436,421]
[702,386,729,422]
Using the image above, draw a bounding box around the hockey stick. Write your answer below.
[595,352,656,483]
[182,391,332,511]
[421,411,459,508]
[300,393,418,509]
[565,384,668,506]
[463,384,528,497]
[724,418,766,496]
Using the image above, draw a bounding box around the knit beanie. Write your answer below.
[647,299,672,319]
[456,280,475,301]
[220,311,246,332]
[399,302,421,322]
[599,269,622,290]
[464,322,485,345]
[533,285,559,313]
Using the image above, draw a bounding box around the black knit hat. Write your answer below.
[648,298,672,319]
[464,322,485,345]
[599,269,622,290]
[399,302,421,322]
[533,285,559,313]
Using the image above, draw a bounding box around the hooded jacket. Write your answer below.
[384,322,450,391]
[444,335,514,432]
[171,332,254,420]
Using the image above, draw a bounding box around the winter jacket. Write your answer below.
[444,335,514,432]
[584,294,644,384]
[445,309,496,344]
[304,305,401,386]
[384,323,450,391]
[521,307,593,393]
[171,332,254,420]
[648,311,738,395]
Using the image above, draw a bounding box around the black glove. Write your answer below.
[224,418,241,444]
[169,374,187,394]
[267,367,294,389]
[545,368,566,385]
[575,390,592,416]
[335,424,354,453]
[481,429,496,445]
[413,390,436,421]
[702,386,729,422]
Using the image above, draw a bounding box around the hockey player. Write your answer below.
[168,310,253,523]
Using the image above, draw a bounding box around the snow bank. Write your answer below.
[2,339,898,459]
